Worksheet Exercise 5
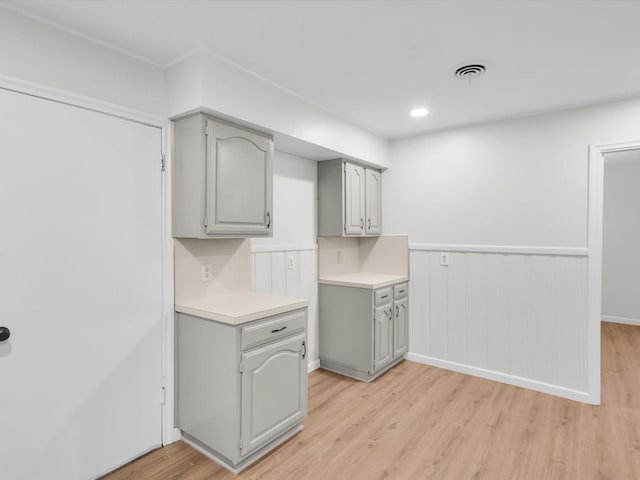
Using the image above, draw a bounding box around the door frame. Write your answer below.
[587,139,640,405]
[0,74,179,445]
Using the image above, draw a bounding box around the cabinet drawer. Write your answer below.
[393,283,408,299]
[241,309,306,351]
[374,287,392,306]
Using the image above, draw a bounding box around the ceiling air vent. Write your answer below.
[454,64,486,80]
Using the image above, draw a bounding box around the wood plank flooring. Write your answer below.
[103,322,640,480]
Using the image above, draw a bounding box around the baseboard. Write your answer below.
[602,315,640,326]
[404,352,591,404]
[307,358,320,373]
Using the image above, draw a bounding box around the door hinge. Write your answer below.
[204,123,210,136]
[161,152,166,172]
[344,223,347,234]
[203,217,208,228]
[239,439,243,450]
[240,362,244,373]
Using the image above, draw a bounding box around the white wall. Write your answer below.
[166,52,389,168]
[385,97,640,401]
[602,150,640,323]
[0,7,165,116]
[385,97,640,247]
[251,151,319,368]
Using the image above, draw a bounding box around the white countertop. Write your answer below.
[175,292,309,325]
[318,273,409,289]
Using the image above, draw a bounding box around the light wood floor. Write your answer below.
[103,322,640,480]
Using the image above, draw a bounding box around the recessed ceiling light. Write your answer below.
[410,107,429,118]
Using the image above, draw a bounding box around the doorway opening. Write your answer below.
[588,140,640,405]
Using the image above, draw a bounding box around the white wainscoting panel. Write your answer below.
[251,246,319,369]
[409,250,588,396]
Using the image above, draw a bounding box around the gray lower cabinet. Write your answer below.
[319,282,408,381]
[177,308,307,473]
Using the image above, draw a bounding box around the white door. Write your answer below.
[0,89,163,479]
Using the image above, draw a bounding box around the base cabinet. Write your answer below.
[319,282,408,381]
[177,308,307,473]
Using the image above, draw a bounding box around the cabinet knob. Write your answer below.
[0,327,10,342]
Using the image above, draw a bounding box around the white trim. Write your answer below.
[409,243,588,256]
[307,359,321,373]
[587,139,640,406]
[0,75,178,447]
[250,243,318,253]
[160,123,178,446]
[602,315,640,326]
[0,74,166,128]
[404,353,590,404]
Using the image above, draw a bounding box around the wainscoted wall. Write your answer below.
[251,246,319,370]
[408,245,589,400]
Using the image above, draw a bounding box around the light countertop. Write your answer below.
[175,292,309,325]
[318,272,409,289]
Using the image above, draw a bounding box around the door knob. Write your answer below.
[0,327,10,342]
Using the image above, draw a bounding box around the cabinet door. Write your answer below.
[373,303,393,371]
[206,119,273,235]
[365,169,381,235]
[393,297,408,358]
[343,162,365,235]
[240,332,307,457]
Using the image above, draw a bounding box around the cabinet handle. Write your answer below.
[266,211,271,229]
[271,326,287,334]
[301,341,306,359]
[360,217,364,230]
[368,218,371,230]
[388,309,393,319]
[381,294,388,299]
[396,305,399,318]
[398,289,405,294]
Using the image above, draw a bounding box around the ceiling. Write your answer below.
[5,0,640,139]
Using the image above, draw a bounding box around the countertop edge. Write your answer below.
[175,299,309,325]
[318,276,409,289]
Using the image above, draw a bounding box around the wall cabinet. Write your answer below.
[318,159,382,237]
[173,113,273,238]
[177,308,307,473]
[319,282,408,381]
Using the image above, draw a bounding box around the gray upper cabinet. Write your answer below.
[173,113,273,238]
[365,169,382,235]
[344,163,366,235]
[318,159,382,237]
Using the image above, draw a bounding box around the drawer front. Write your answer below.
[374,287,392,306]
[393,283,408,300]
[241,308,306,351]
